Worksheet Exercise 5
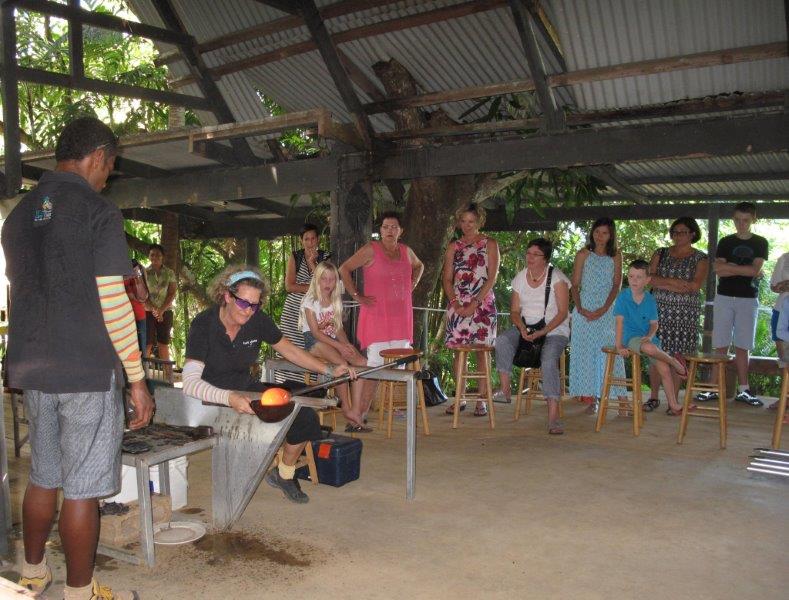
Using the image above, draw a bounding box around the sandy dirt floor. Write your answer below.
[1,394,787,599]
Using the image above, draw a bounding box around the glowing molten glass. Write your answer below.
[260,387,291,407]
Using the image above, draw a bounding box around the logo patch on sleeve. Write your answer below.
[33,196,53,223]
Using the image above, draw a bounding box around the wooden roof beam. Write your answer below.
[298,0,375,149]
[151,0,260,166]
[169,0,507,88]
[363,42,787,114]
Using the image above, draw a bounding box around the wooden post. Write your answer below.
[702,205,719,353]
[1,4,21,198]
[161,212,180,273]
[245,237,260,266]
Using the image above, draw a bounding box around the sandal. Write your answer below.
[643,398,660,412]
[345,423,373,433]
[666,404,696,416]
[473,404,488,417]
[445,401,467,415]
[548,421,564,435]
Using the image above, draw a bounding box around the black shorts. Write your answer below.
[146,310,174,345]
[247,381,322,445]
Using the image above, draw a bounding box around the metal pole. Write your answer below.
[406,375,416,501]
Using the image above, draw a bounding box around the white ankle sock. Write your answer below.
[278,462,296,480]
[63,580,94,600]
[21,556,47,578]
[738,385,749,393]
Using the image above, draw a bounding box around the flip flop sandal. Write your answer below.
[445,401,467,415]
[548,421,564,435]
[673,352,689,379]
[643,398,660,412]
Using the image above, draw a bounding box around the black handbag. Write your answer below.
[513,267,553,369]
[419,368,448,406]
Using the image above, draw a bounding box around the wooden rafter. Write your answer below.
[169,0,507,88]
[298,0,374,148]
[363,42,787,114]
[151,0,260,166]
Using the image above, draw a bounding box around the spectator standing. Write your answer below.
[646,217,708,411]
[770,251,789,369]
[124,258,149,355]
[2,117,152,599]
[144,243,176,363]
[712,202,769,406]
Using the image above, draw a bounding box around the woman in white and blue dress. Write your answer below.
[569,218,625,413]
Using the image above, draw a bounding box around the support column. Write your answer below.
[332,155,373,343]
[702,205,720,352]
[245,237,260,266]
[161,212,180,272]
[1,4,21,198]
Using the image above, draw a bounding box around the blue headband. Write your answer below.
[227,270,262,287]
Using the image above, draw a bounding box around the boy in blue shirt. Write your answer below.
[614,259,690,415]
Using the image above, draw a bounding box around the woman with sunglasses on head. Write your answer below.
[645,217,708,412]
[182,265,356,505]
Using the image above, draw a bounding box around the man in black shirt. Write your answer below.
[3,117,152,599]
[711,202,769,406]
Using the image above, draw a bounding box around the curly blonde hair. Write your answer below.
[208,264,270,305]
[454,202,486,228]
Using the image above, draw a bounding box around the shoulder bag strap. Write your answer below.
[542,266,554,319]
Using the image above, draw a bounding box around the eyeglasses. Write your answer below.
[670,229,691,237]
[229,291,261,313]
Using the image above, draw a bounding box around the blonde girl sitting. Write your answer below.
[300,261,374,432]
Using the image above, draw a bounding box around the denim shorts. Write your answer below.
[303,331,317,351]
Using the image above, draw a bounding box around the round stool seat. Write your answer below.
[448,344,494,353]
[601,346,621,355]
[379,348,423,360]
[682,353,731,364]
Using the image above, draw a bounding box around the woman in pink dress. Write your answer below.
[442,204,499,416]
[339,211,424,422]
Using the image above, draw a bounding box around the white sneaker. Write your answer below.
[492,389,510,404]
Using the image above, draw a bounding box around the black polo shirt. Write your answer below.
[1,170,131,393]
[185,305,283,390]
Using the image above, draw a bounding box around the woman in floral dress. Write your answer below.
[646,217,708,411]
[442,204,499,416]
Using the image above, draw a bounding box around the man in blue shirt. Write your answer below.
[614,260,690,415]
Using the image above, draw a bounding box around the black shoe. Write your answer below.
[265,469,309,504]
[734,389,763,407]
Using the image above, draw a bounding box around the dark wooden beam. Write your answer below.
[299,0,374,148]
[253,1,301,15]
[150,0,260,166]
[104,156,339,209]
[624,170,789,185]
[524,0,566,71]
[12,65,211,110]
[191,140,241,166]
[380,113,789,179]
[67,0,83,80]
[1,3,21,198]
[586,165,650,204]
[196,216,328,240]
[156,0,400,66]
[113,157,171,178]
[11,0,193,45]
[363,43,787,114]
[508,0,564,131]
[170,0,507,88]
[483,202,789,230]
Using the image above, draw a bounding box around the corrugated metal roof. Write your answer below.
[116,0,789,203]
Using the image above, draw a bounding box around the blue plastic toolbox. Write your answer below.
[296,434,362,487]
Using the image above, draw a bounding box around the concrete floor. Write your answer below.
[1,395,786,600]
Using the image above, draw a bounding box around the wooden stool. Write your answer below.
[377,349,430,439]
[595,347,644,436]
[514,351,568,420]
[771,365,787,450]
[274,443,318,485]
[677,353,730,449]
[449,345,495,429]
